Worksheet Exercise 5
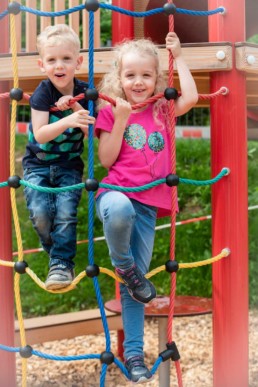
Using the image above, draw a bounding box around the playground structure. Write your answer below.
[0,0,257,386]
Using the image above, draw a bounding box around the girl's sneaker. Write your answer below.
[116,264,156,304]
[125,356,153,384]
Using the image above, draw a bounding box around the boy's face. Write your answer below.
[38,43,83,95]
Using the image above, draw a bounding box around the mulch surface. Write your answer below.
[16,310,258,386]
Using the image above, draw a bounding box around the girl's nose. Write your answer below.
[134,76,143,84]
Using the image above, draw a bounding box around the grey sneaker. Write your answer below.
[116,264,156,304]
[125,356,153,384]
[45,264,75,290]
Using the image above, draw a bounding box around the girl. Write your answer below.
[95,32,198,384]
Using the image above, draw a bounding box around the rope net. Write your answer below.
[0,1,229,386]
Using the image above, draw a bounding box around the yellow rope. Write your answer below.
[179,248,230,269]
[9,11,28,386]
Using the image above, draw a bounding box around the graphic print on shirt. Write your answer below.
[33,110,83,161]
[124,123,165,179]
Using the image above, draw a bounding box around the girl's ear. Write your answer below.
[76,55,83,70]
[38,59,46,73]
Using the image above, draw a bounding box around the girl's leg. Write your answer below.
[121,199,157,359]
[96,191,136,269]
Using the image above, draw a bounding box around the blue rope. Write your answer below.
[32,350,99,361]
[1,4,225,19]
[151,356,163,374]
[0,344,19,352]
[100,3,163,17]
[176,7,225,16]
[20,4,84,17]
[87,13,112,382]
[0,10,8,20]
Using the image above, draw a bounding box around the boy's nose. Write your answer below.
[55,60,64,69]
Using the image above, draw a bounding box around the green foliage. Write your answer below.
[247,34,258,44]
[12,136,258,317]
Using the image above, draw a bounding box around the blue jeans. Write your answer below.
[23,166,82,269]
[96,191,157,359]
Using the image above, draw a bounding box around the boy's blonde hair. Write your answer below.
[97,38,171,131]
[37,24,80,56]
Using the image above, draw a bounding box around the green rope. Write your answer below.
[2,168,229,194]
[179,167,229,186]
[20,179,84,193]
[99,179,165,192]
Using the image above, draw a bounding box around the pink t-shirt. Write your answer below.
[95,103,177,217]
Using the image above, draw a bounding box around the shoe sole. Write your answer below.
[45,281,72,290]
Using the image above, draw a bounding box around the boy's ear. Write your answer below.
[76,55,83,70]
[38,58,46,73]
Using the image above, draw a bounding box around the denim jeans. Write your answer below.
[23,166,82,269]
[96,191,157,359]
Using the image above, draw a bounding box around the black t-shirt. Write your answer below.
[22,78,89,173]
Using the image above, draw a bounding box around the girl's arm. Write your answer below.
[32,107,95,144]
[98,98,132,169]
[166,32,198,117]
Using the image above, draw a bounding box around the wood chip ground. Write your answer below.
[16,310,258,386]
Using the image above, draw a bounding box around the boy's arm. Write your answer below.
[32,108,95,144]
[166,32,198,117]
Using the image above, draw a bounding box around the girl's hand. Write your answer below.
[113,97,132,123]
[166,32,182,59]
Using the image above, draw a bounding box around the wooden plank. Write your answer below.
[82,8,103,49]
[26,0,37,52]
[14,309,123,346]
[54,0,65,25]
[0,43,233,81]
[69,0,80,37]
[13,0,22,53]
[40,0,52,31]
[235,43,258,73]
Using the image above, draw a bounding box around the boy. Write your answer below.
[22,24,95,290]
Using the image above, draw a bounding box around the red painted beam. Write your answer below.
[209,1,249,387]
[111,0,134,45]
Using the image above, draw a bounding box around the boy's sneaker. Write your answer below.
[45,264,75,290]
[116,264,156,304]
[125,356,153,384]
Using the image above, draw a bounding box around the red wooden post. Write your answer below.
[209,1,249,386]
[0,1,16,385]
[111,0,134,45]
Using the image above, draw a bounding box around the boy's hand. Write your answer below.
[166,32,182,59]
[65,110,95,137]
[55,95,74,111]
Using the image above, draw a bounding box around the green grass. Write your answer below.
[10,135,258,317]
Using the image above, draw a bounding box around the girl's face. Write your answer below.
[38,43,83,95]
[120,51,157,106]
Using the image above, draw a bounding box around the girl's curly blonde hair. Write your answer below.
[97,38,172,131]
